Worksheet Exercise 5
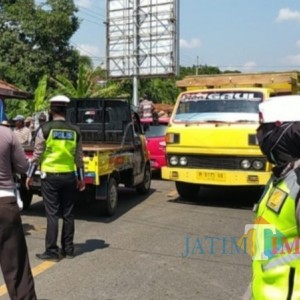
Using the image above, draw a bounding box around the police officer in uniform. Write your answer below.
[26,95,85,261]
[0,123,37,299]
[245,95,300,300]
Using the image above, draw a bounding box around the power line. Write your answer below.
[71,42,104,61]
[80,17,104,26]
[77,5,106,20]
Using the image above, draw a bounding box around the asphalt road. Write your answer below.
[0,175,259,300]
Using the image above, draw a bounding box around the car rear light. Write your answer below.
[25,151,33,158]
[159,141,166,147]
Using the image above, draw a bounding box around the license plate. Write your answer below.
[197,172,226,182]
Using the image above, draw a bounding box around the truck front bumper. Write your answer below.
[161,167,271,186]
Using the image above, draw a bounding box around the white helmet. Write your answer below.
[49,95,70,106]
[259,95,300,123]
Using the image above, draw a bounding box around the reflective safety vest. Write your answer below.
[41,121,79,173]
[252,168,300,300]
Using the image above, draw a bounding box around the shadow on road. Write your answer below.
[75,187,156,222]
[74,239,109,257]
[23,223,36,236]
[22,187,156,223]
[169,186,263,210]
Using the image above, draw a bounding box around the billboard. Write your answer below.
[106,0,179,78]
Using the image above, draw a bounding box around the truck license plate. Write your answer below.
[197,172,226,182]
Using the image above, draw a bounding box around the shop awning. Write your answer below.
[0,80,32,99]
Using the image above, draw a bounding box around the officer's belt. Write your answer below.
[46,172,75,177]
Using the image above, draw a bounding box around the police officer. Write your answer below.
[0,123,36,299]
[26,95,85,261]
[245,95,300,300]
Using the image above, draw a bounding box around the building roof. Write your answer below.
[0,80,32,99]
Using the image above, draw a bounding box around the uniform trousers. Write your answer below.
[0,197,36,300]
[41,172,77,255]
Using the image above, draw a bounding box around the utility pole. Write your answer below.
[196,56,199,76]
[132,0,139,107]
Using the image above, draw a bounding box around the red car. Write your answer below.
[141,117,170,171]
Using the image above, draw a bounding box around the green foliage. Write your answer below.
[223,70,241,74]
[5,99,33,119]
[179,66,197,78]
[140,77,179,104]
[79,55,93,69]
[178,65,222,78]
[51,63,126,99]
[0,0,80,92]
[52,63,98,97]
[197,65,221,75]
[34,74,48,112]
[97,83,128,98]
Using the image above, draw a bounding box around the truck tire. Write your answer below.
[175,182,199,200]
[20,188,33,210]
[136,164,151,195]
[101,177,118,216]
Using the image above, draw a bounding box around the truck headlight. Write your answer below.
[165,133,180,144]
[179,157,187,166]
[170,156,179,166]
[252,160,264,170]
[241,159,251,169]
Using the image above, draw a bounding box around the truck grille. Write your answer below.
[166,154,267,171]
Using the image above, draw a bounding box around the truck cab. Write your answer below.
[162,71,300,199]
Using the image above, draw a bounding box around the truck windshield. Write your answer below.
[174,91,263,123]
[144,124,168,138]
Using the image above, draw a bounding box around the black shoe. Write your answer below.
[36,252,59,262]
[60,250,75,259]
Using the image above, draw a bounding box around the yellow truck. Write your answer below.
[161,71,300,199]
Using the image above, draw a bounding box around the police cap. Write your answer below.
[49,95,70,106]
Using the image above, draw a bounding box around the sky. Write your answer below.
[71,0,300,73]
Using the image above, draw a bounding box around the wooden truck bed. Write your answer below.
[176,71,300,94]
[82,143,134,152]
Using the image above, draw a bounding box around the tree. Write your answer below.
[79,55,93,69]
[34,74,48,112]
[140,77,179,104]
[0,0,80,93]
[197,65,221,75]
[5,99,33,119]
[52,63,95,98]
[52,63,126,99]
[178,65,222,78]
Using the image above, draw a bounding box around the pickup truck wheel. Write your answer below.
[101,178,118,216]
[20,188,33,210]
[175,182,199,200]
[136,165,151,195]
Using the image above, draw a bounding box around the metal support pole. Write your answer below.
[132,0,139,107]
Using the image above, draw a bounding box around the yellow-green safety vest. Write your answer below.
[252,168,300,300]
[41,126,78,173]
